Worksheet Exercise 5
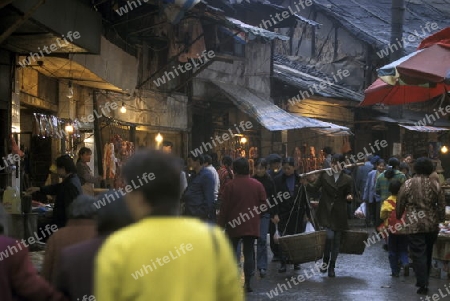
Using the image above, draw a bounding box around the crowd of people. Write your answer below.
[358,154,445,295]
[0,144,447,299]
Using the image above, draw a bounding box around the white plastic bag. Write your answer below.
[354,202,366,219]
[305,221,315,233]
[273,224,281,244]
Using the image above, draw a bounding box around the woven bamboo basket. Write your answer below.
[278,231,327,264]
[339,230,369,255]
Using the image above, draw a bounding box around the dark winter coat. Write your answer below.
[307,171,353,231]
[253,173,277,217]
[56,236,106,300]
[41,173,82,228]
[274,172,310,235]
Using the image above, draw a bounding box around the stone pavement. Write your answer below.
[244,221,450,301]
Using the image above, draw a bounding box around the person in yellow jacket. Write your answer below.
[95,150,243,301]
[380,180,409,278]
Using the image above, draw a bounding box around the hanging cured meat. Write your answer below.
[103,143,116,180]
[32,113,39,136]
[51,116,59,138]
[10,134,24,158]
[38,114,45,137]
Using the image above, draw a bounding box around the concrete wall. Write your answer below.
[13,0,102,54]
[72,36,139,93]
[111,90,188,131]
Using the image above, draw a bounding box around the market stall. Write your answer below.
[100,117,135,189]
[432,190,450,278]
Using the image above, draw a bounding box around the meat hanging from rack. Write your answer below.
[39,114,46,137]
[32,114,39,136]
[103,143,116,180]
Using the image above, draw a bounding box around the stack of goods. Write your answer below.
[32,113,81,139]
[294,144,326,173]
[438,221,450,237]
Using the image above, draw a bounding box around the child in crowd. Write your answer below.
[380,180,409,277]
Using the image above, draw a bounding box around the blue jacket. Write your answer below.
[183,167,215,221]
[363,170,380,203]
[355,162,374,198]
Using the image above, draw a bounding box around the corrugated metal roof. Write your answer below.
[312,0,450,54]
[210,80,351,135]
[273,56,364,102]
[224,16,289,41]
[399,125,449,132]
[373,110,450,127]
[259,3,321,27]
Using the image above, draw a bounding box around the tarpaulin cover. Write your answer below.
[361,79,448,106]
[399,125,449,132]
[211,80,351,135]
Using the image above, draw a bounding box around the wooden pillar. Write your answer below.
[93,91,103,177]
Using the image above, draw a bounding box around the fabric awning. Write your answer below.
[399,125,450,132]
[210,80,351,135]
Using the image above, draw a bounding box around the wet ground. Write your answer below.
[244,220,450,301]
[29,220,450,300]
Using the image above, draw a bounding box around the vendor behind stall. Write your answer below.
[76,147,102,196]
[27,155,82,228]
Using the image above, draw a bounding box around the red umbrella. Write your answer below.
[378,27,450,85]
[362,27,450,106]
[396,43,450,84]
[418,27,450,49]
[360,78,448,106]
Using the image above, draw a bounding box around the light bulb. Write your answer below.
[67,81,73,99]
[120,102,126,113]
[240,137,247,143]
[441,145,448,154]
[155,133,163,143]
[65,125,73,133]
[67,87,73,99]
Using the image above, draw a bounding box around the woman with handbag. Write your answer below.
[274,157,310,273]
[305,154,353,277]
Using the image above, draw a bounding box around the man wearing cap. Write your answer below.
[322,147,333,169]
[268,155,282,179]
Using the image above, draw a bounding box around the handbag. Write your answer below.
[354,202,366,219]
[273,224,281,244]
[304,221,315,233]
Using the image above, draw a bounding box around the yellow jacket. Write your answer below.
[380,195,397,226]
[95,217,243,301]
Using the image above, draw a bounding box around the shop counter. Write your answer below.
[433,234,450,278]
[9,213,38,241]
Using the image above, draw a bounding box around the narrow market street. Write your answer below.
[1,0,450,300]
[246,221,450,301]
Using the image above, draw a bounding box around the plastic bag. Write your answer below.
[354,202,366,219]
[305,221,315,233]
[273,224,280,244]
